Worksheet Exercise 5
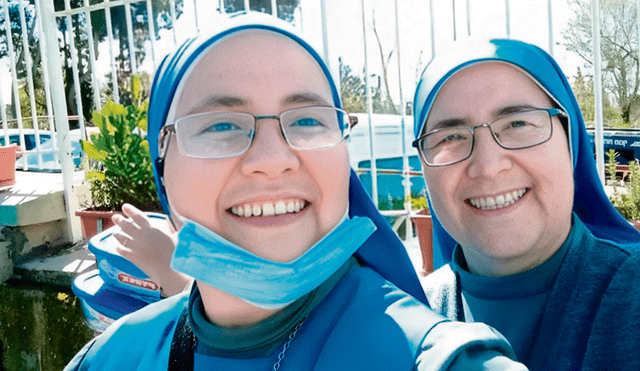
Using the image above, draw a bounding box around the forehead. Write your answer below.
[428,61,553,120]
[173,29,333,118]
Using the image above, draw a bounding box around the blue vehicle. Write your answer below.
[0,129,83,171]
[586,128,640,164]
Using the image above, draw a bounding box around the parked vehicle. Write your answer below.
[586,127,640,165]
[0,129,83,171]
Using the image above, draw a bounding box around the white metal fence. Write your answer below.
[1,0,585,242]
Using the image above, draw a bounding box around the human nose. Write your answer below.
[240,118,300,178]
[466,125,512,179]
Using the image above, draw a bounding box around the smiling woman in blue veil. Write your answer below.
[64,14,527,371]
[414,38,640,370]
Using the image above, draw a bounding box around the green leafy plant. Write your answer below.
[608,151,640,221]
[80,78,161,212]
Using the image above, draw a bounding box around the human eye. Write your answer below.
[291,117,324,127]
[201,121,242,133]
[429,130,469,150]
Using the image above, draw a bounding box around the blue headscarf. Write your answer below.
[147,13,428,304]
[413,38,640,269]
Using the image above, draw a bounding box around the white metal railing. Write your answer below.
[2,0,602,242]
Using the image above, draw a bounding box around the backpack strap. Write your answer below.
[168,304,196,371]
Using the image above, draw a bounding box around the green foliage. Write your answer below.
[80,96,160,212]
[410,194,428,210]
[608,153,640,220]
[606,149,619,185]
[564,0,640,126]
[377,193,428,211]
[339,58,398,114]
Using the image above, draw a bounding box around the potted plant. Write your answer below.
[606,150,640,232]
[0,144,17,188]
[77,81,161,239]
[409,194,434,275]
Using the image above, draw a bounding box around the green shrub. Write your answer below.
[80,88,161,212]
[608,151,640,221]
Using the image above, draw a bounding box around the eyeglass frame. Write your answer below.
[157,106,358,160]
[412,107,568,167]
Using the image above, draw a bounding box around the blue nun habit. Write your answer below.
[412,38,640,269]
[147,14,427,304]
[66,16,532,371]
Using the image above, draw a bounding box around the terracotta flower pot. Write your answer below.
[410,209,434,276]
[0,145,16,188]
[75,209,122,240]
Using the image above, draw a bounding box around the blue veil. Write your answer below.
[413,38,640,269]
[147,13,428,304]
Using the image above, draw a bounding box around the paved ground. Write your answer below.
[13,241,95,288]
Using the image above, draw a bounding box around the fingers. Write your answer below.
[122,203,151,229]
[112,232,133,257]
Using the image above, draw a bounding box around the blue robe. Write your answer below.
[66,263,523,371]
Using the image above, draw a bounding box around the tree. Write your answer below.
[564,0,640,126]
[0,0,183,127]
[339,58,397,114]
[370,9,398,115]
[572,67,595,124]
[222,0,300,23]
[572,66,625,127]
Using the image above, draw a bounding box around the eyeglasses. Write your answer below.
[159,106,353,159]
[412,108,567,167]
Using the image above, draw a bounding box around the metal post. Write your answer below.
[65,0,86,141]
[429,0,435,60]
[395,0,412,239]
[505,0,511,38]
[361,0,378,207]
[466,0,471,36]
[271,0,278,17]
[146,0,157,70]
[125,2,138,74]
[18,0,43,169]
[320,0,330,70]
[105,0,120,103]
[548,0,554,56]
[3,1,27,170]
[83,0,100,115]
[452,0,457,41]
[38,0,82,242]
[592,0,605,184]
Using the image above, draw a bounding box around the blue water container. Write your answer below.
[72,270,153,333]
[87,213,168,301]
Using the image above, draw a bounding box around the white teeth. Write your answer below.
[275,201,287,215]
[468,188,527,211]
[262,203,275,216]
[231,200,307,217]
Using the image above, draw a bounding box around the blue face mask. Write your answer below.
[170,214,377,309]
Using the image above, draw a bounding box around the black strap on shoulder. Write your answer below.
[454,271,465,322]
[169,304,196,371]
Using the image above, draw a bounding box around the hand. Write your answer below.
[111,203,192,297]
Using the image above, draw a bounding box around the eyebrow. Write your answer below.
[185,92,332,117]
[283,92,333,106]
[187,95,247,116]
[493,104,540,117]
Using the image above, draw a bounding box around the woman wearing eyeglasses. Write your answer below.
[414,38,640,370]
[65,15,527,371]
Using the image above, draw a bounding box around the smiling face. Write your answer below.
[162,30,350,263]
[421,62,574,276]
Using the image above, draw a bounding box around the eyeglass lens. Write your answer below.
[173,107,348,158]
[420,109,554,166]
